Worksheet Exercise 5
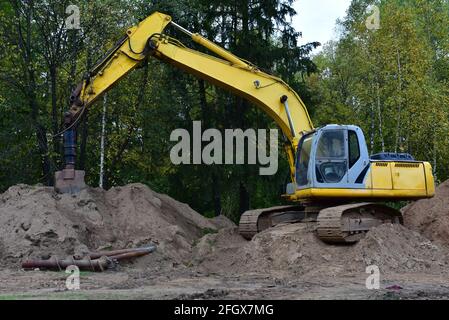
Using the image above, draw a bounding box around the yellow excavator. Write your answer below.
[55,12,435,244]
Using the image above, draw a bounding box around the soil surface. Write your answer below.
[402,180,449,247]
[1,183,449,300]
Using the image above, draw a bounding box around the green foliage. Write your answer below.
[0,0,316,223]
[2,0,446,222]
[308,0,449,181]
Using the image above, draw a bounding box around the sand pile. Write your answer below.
[350,224,449,273]
[191,223,344,277]
[402,180,449,247]
[1,182,448,278]
[0,183,228,268]
[192,223,449,277]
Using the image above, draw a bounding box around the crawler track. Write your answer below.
[239,205,310,240]
[239,203,403,244]
[317,203,403,243]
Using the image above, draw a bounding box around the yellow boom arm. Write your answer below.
[68,12,314,176]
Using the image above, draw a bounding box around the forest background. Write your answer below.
[1,0,448,221]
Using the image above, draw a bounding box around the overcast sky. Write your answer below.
[292,0,352,52]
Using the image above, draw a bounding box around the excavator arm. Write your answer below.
[57,11,314,193]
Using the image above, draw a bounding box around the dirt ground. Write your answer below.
[1,183,449,300]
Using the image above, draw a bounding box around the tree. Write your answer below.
[308,0,449,181]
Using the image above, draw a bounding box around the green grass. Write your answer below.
[0,294,36,300]
[0,291,127,300]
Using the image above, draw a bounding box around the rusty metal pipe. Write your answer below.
[108,249,156,261]
[21,256,111,272]
[21,245,157,272]
[87,245,156,260]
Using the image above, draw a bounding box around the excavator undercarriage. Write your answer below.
[239,202,403,244]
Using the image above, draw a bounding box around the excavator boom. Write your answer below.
[56,12,313,193]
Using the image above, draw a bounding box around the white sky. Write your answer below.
[292,0,352,52]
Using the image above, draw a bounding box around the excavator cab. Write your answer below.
[289,124,434,202]
[295,125,370,191]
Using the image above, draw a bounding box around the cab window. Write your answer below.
[316,130,345,159]
[315,130,347,183]
[348,130,360,168]
[296,135,313,187]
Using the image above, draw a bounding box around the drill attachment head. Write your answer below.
[54,112,87,194]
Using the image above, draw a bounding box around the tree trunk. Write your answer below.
[370,102,375,153]
[79,40,92,171]
[238,181,250,215]
[99,94,107,189]
[105,63,149,188]
[198,79,222,215]
[17,0,52,185]
[432,117,437,180]
[395,48,403,153]
[198,79,208,125]
[50,65,60,166]
[211,171,222,217]
[376,81,385,152]
[67,30,79,101]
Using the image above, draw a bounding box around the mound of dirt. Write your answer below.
[0,183,230,268]
[350,224,449,273]
[1,182,448,279]
[191,223,449,278]
[402,180,449,247]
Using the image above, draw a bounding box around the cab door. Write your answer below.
[346,128,370,188]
